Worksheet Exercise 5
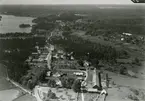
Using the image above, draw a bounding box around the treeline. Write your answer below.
[32,13,82,23]
[0,32,33,37]
[31,13,82,32]
[32,22,55,31]
[49,35,128,65]
[1,5,145,17]
[78,18,145,36]
[0,37,45,50]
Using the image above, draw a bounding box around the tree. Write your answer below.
[47,89,57,99]
[134,57,141,66]
[47,79,57,88]
[120,67,127,75]
[72,79,81,93]
[59,76,75,89]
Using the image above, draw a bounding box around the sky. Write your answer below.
[0,0,134,5]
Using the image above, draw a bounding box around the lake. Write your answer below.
[0,14,34,33]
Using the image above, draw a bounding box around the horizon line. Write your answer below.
[0,4,140,6]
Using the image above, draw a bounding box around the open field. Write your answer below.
[0,77,15,91]
[71,31,113,46]
[106,87,145,101]
[14,94,36,101]
[0,89,19,101]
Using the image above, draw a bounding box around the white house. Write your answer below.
[122,32,132,36]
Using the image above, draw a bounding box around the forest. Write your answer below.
[49,34,128,66]
[0,36,46,82]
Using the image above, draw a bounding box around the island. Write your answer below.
[19,24,31,28]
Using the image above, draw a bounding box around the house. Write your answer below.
[60,54,65,59]
[127,70,136,77]
[84,69,99,92]
[50,45,54,51]
[32,59,39,63]
[37,49,41,54]
[60,22,65,27]
[32,52,38,55]
[53,54,59,59]
[35,46,39,49]
[121,38,124,41]
[83,60,90,67]
[70,56,74,60]
[75,19,83,23]
[46,71,52,77]
[38,58,44,62]
[87,88,99,93]
[53,72,61,77]
[46,77,62,87]
[57,50,64,54]
[55,79,62,87]
[83,68,109,93]
[55,19,61,23]
[122,32,132,36]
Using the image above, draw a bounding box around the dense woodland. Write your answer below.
[49,34,128,65]
[0,36,46,82]
[0,5,145,17]
[84,18,145,36]
[0,33,33,37]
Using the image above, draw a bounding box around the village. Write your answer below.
[24,24,145,101]
[1,5,145,101]
[25,37,109,101]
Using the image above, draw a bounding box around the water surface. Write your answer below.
[0,14,34,33]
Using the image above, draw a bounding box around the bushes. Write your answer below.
[46,75,75,89]
[133,58,141,66]
[47,79,57,88]
[119,67,127,75]
[72,79,82,93]
[128,94,139,101]
[130,88,139,96]
[60,76,75,89]
[21,67,48,89]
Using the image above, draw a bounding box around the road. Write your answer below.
[6,78,32,95]
[33,31,54,101]
[6,77,44,101]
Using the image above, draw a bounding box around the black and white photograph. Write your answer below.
[0,0,145,101]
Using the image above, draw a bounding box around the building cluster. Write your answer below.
[104,32,145,45]
[25,44,54,68]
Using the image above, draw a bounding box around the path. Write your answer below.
[33,31,54,101]
[6,78,32,95]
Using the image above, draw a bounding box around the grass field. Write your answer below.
[14,94,36,101]
[71,31,113,46]
[0,77,15,91]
